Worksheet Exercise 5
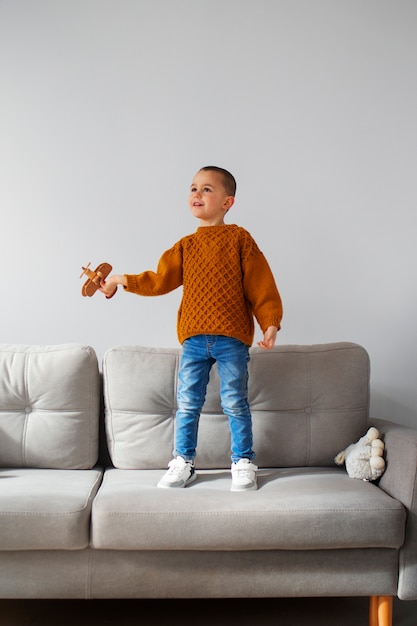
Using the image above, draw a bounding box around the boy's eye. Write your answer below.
[190,186,212,193]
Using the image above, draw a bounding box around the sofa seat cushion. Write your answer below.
[0,468,103,550]
[91,467,405,551]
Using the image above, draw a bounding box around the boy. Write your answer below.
[100,166,283,491]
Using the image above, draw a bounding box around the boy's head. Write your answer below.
[199,166,237,197]
[189,166,236,226]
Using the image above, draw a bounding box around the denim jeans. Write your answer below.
[174,334,255,464]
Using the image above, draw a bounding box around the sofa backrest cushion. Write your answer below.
[0,344,100,469]
[103,342,370,469]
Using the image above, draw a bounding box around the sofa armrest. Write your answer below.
[373,418,417,600]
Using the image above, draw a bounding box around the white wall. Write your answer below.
[1,0,416,426]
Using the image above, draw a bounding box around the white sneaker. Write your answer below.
[157,456,197,489]
[231,458,258,492]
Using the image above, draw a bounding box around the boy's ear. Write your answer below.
[224,196,235,211]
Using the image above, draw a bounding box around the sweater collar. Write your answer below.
[196,224,236,233]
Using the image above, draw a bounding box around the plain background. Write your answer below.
[1,0,416,427]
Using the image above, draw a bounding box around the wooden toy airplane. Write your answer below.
[80,262,116,298]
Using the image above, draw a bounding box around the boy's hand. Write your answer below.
[99,274,126,298]
[257,326,278,350]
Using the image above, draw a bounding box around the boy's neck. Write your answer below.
[198,218,226,227]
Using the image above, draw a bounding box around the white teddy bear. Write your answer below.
[334,426,385,481]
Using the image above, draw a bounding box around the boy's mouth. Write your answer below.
[193,202,203,207]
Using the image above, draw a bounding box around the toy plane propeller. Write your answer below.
[80,262,116,298]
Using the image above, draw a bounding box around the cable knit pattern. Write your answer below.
[125,224,283,346]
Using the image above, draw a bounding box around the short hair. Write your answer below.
[199,166,237,197]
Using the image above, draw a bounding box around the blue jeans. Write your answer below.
[174,335,255,464]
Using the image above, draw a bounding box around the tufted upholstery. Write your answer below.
[103,342,370,469]
[0,344,100,469]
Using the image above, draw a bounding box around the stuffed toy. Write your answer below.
[334,427,385,481]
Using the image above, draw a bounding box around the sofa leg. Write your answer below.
[369,596,393,626]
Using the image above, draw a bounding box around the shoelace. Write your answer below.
[235,468,252,477]
[167,459,187,476]
[234,464,255,477]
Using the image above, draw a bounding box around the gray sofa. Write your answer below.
[1,342,416,626]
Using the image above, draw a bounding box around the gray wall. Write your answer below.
[1,1,416,427]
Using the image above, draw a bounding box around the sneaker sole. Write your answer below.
[231,482,258,492]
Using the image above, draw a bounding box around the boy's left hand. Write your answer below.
[257,326,278,350]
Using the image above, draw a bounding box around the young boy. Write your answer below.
[99,166,283,491]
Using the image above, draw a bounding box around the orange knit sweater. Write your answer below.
[124,224,283,346]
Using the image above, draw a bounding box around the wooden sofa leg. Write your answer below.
[369,596,393,626]
[370,596,378,626]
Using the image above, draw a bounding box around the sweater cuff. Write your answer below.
[124,274,137,292]
[261,317,282,333]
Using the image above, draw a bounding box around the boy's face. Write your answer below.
[189,170,234,226]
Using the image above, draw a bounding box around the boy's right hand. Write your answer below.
[99,274,126,298]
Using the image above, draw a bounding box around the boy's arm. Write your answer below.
[99,242,183,299]
[243,252,283,336]
[240,230,283,335]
